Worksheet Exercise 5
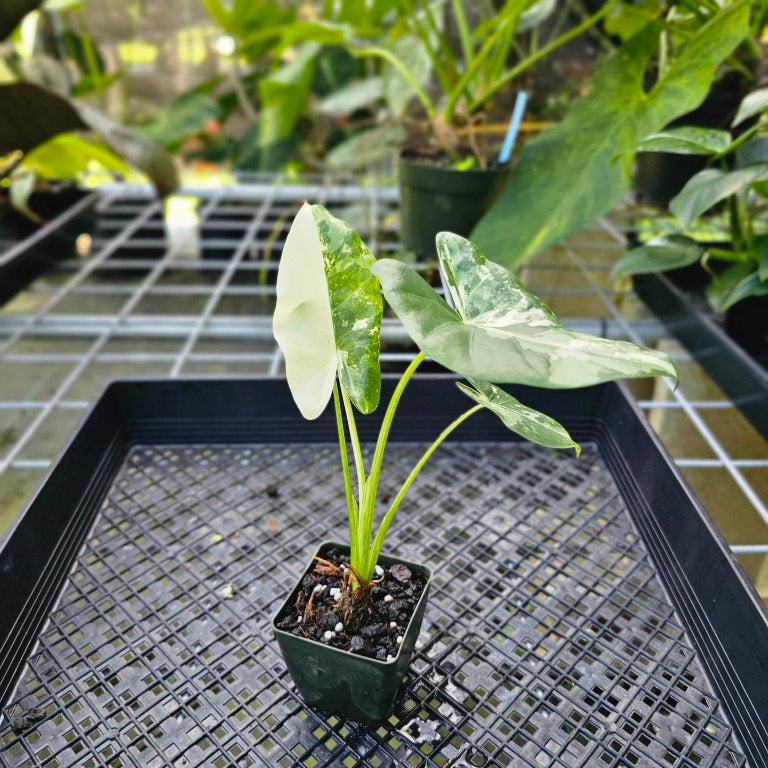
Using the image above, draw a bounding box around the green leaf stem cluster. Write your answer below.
[274,205,676,590]
[612,84,768,312]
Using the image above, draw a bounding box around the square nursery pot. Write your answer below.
[272,541,432,725]
[398,152,510,257]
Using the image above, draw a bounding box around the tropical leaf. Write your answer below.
[670,165,768,228]
[0,0,43,41]
[273,203,382,420]
[706,263,767,312]
[471,1,749,268]
[732,87,768,127]
[137,92,220,150]
[0,82,177,195]
[325,125,405,170]
[318,77,384,116]
[457,380,579,453]
[636,127,732,155]
[611,235,705,277]
[373,233,677,388]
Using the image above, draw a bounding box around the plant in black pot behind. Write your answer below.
[270,203,676,724]
[613,85,768,357]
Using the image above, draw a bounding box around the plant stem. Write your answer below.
[451,0,474,74]
[354,352,425,581]
[351,46,436,118]
[465,0,618,116]
[340,385,366,494]
[366,404,483,576]
[333,381,358,551]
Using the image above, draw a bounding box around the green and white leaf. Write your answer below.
[670,165,768,228]
[373,233,677,388]
[636,127,732,155]
[457,380,580,454]
[273,203,382,420]
[471,2,749,268]
[732,87,768,127]
[611,235,704,277]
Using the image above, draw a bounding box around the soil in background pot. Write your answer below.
[274,547,428,662]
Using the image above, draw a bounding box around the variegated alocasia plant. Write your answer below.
[273,203,677,607]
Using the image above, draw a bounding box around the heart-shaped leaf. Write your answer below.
[372,233,677,388]
[457,380,579,454]
[611,235,704,277]
[671,164,768,228]
[636,127,732,155]
[273,203,382,420]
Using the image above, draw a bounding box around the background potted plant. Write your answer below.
[270,203,676,724]
[612,84,768,363]
[351,0,619,256]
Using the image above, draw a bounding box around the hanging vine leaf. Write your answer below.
[373,232,677,387]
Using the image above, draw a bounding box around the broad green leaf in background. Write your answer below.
[319,77,384,116]
[22,133,129,178]
[373,233,677,388]
[604,0,662,41]
[611,235,705,277]
[137,92,220,150]
[732,87,768,127]
[0,82,178,195]
[707,263,768,312]
[258,42,320,160]
[670,165,768,228]
[382,32,433,117]
[278,21,354,50]
[471,1,749,269]
[457,380,580,453]
[325,125,406,170]
[636,127,732,156]
[273,203,382,420]
[0,0,43,40]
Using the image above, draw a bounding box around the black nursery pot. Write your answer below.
[398,152,510,257]
[272,541,432,725]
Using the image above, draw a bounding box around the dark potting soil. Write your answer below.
[275,548,427,662]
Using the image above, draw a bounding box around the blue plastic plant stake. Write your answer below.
[498,91,528,165]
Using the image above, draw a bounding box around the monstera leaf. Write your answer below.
[458,380,579,453]
[273,203,382,420]
[373,233,676,388]
[471,1,749,268]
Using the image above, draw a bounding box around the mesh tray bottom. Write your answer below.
[1,441,746,768]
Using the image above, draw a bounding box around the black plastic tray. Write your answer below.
[1,377,767,768]
[634,271,768,440]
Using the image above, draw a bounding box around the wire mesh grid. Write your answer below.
[0,177,765,593]
[0,440,749,767]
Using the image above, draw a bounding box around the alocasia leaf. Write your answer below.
[611,235,704,277]
[457,380,580,454]
[273,203,382,420]
[636,127,732,156]
[670,164,768,228]
[372,233,677,388]
[471,1,749,268]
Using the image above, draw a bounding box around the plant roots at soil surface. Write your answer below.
[275,548,427,662]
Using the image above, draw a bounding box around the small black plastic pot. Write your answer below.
[398,152,510,257]
[272,541,431,725]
